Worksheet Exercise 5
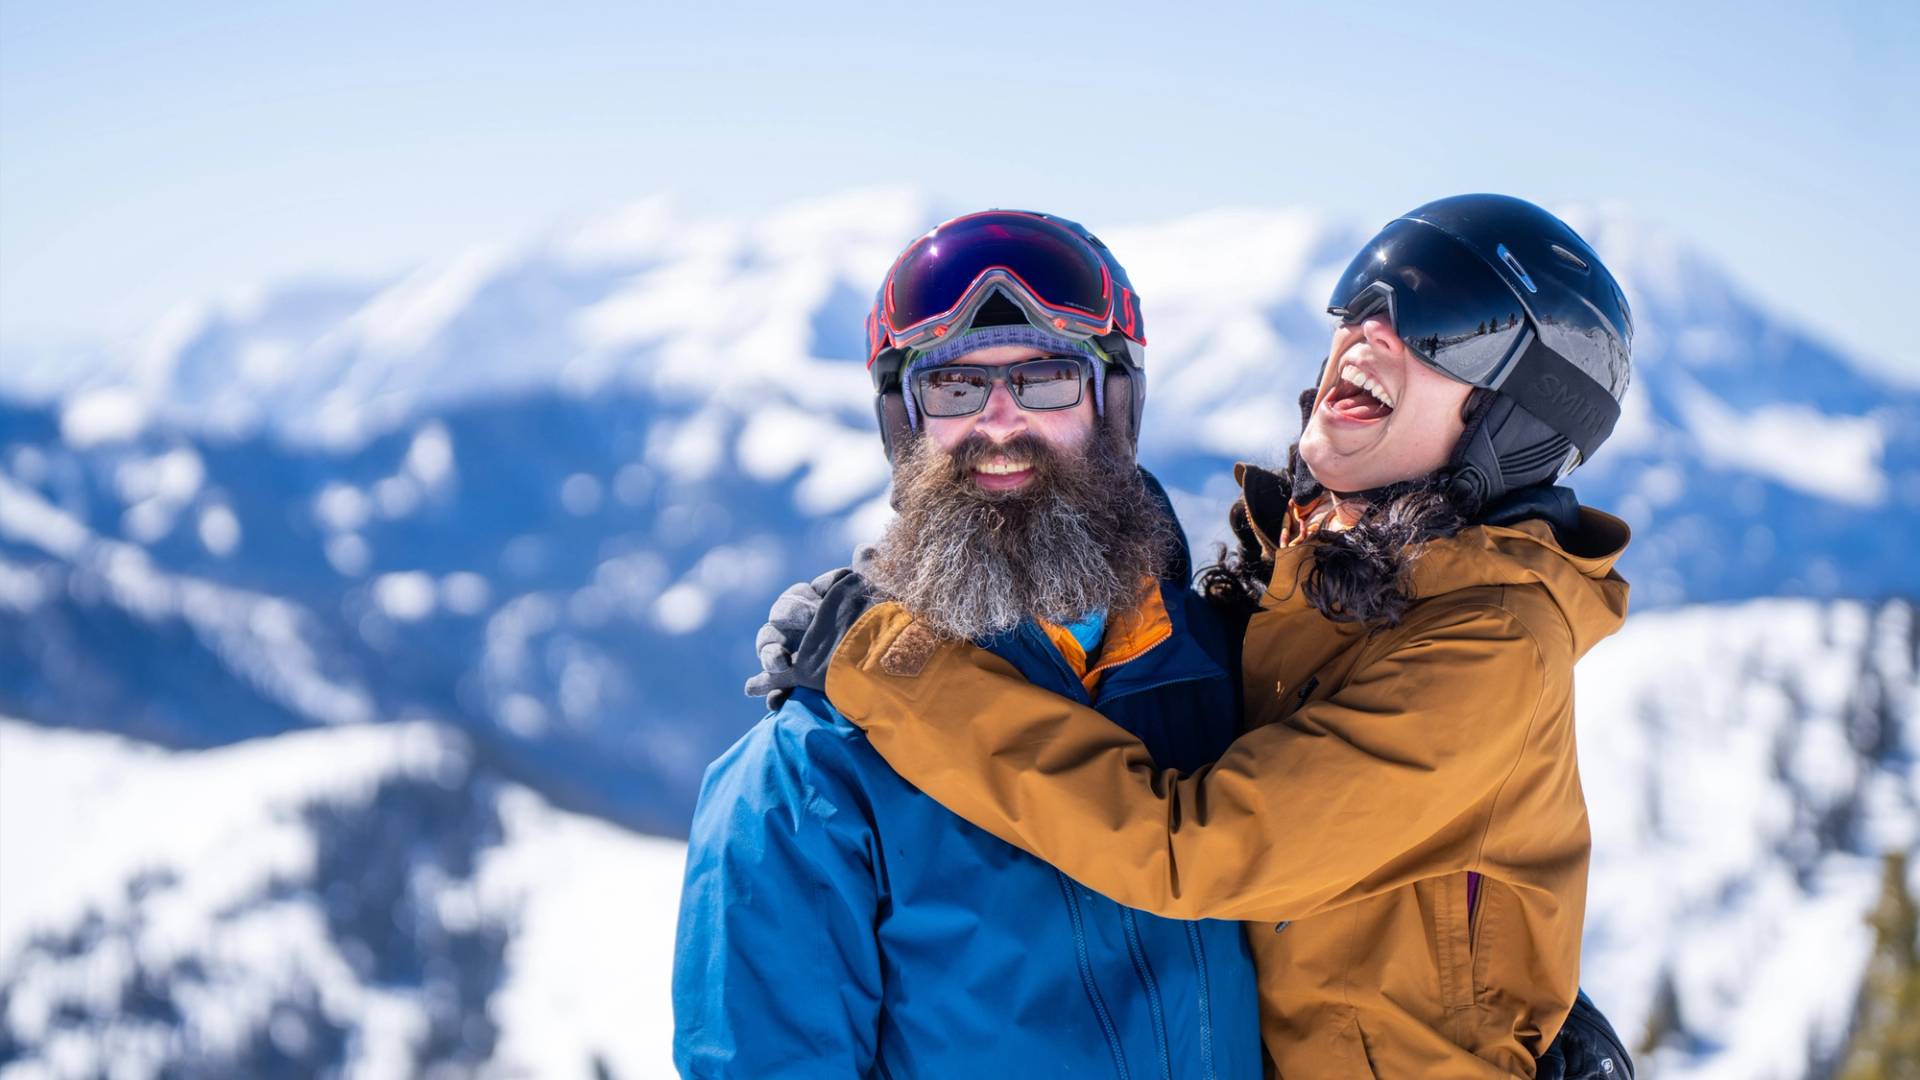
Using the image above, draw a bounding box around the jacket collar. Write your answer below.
[1246,467,1632,660]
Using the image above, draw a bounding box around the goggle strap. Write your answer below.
[1495,335,1620,461]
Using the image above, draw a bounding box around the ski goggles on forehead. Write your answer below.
[1326,218,1535,387]
[867,211,1145,366]
[909,355,1094,419]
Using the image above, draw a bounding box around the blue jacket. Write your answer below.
[672,579,1262,1079]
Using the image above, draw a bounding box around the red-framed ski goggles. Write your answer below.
[864,211,1146,373]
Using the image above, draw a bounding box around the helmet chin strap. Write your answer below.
[1440,390,1503,517]
[1100,364,1140,456]
[876,391,914,468]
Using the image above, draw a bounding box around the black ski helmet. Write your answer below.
[1326,194,1633,510]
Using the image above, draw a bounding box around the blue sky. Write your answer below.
[2,0,1916,376]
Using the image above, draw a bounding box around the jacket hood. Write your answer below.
[1405,506,1631,659]
[1237,464,1632,661]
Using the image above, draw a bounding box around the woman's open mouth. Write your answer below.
[1321,363,1396,423]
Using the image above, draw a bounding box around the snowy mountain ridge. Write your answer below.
[0,717,683,1078]
[2,190,1918,1077]
[17,189,1914,501]
[2,595,1913,1078]
[2,191,1918,837]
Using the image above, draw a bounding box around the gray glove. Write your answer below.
[744,545,879,706]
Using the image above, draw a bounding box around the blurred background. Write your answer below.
[2,2,1917,1077]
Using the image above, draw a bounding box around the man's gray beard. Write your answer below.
[868,427,1176,642]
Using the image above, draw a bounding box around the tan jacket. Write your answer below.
[825,494,1630,1078]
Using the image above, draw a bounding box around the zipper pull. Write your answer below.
[1294,677,1319,709]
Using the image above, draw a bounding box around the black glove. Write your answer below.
[1538,990,1634,1080]
[744,545,881,708]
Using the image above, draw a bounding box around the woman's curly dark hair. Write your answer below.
[1199,393,1487,630]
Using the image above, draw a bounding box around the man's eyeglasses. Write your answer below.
[909,356,1094,419]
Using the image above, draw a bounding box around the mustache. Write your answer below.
[940,433,1062,482]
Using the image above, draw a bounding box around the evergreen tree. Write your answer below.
[1638,968,1684,1061]
[1839,851,1920,1079]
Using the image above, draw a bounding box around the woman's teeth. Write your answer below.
[975,461,1029,475]
[1339,364,1395,409]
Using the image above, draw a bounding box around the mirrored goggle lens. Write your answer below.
[1327,219,1531,386]
[886,212,1111,335]
[914,357,1088,418]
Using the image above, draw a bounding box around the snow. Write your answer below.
[649,410,727,485]
[1104,207,1329,307]
[313,483,372,533]
[0,721,453,965]
[1575,599,1918,1075]
[735,405,890,515]
[841,491,896,551]
[0,718,688,1079]
[0,592,1913,1076]
[4,187,1919,1077]
[653,582,711,635]
[0,475,90,557]
[403,422,455,489]
[112,448,205,506]
[131,303,215,391]
[733,406,814,484]
[372,474,421,520]
[197,503,241,557]
[1676,380,1887,506]
[346,247,509,359]
[114,449,209,546]
[551,194,679,268]
[439,571,491,616]
[372,572,437,622]
[474,786,684,1077]
[0,557,53,612]
[1,474,376,727]
[613,462,656,507]
[560,472,603,516]
[498,693,550,739]
[6,191,1908,532]
[59,388,151,448]
[324,533,372,577]
[483,593,560,685]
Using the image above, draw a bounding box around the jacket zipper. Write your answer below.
[1022,618,1211,1080]
[1056,869,1132,1080]
[1183,922,1218,1080]
[1466,871,1482,947]
[1120,907,1172,1080]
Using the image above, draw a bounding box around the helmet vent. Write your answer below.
[1497,244,1539,293]
[1549,244,1590,271]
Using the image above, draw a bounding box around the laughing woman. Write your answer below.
[813,196,1635,1078]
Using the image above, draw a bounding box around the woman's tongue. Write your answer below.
[1327,380,1393,421]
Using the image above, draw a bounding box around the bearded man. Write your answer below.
[670,211,1264,1078]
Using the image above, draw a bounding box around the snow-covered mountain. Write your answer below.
[1576,600,1918,1078]
[0,717,683,1078]
[1,597,1911,1078]
[1,190,1917,1077]
[3,190,1916,834]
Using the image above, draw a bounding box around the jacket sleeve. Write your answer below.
[672,696,885,1078]
[825,601,1546,924]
